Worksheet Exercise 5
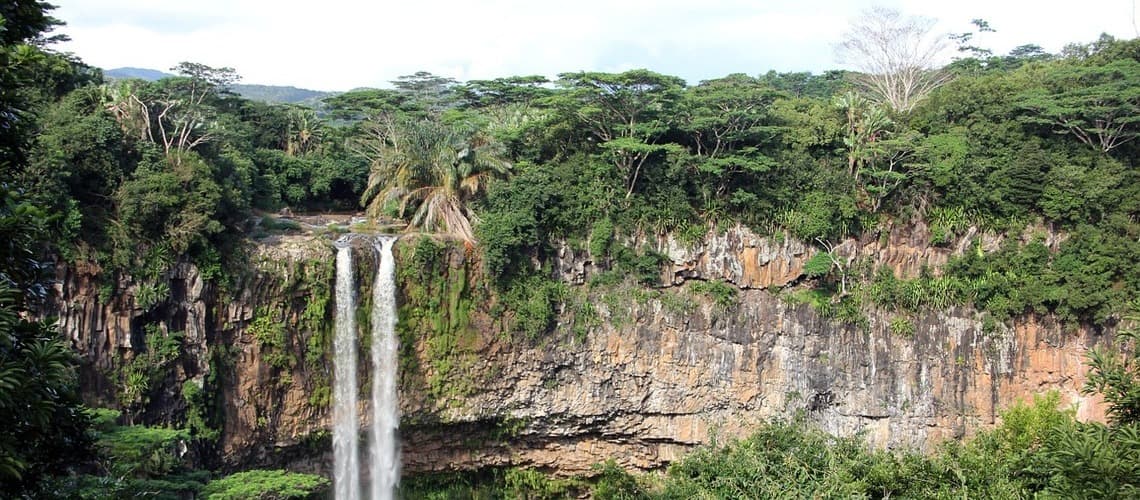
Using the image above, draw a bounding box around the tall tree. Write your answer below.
[283,107,323,156]
[835,91,918,213]
[1017,59,1140,154]
[0,2,94,473]
[392,71,459,113]
[677,74,783,217]
[837,7,953,114]
[151,63,239,161]
[0,289,90,490]
[548,70,686,199]
[359,116,510,241]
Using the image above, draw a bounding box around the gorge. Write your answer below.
[4,3,1139,494]
[50,223,1107,481]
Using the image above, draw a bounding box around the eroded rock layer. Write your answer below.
[48,227,1105,476]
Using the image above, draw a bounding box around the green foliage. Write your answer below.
[689,280,738,309]
[803,251,835,278]
[360,116,510,240]
[777,190,861,242]
[501,273,567,339]
[61,413,329,499]
[181,380,219,440]
[0,288,92,490]
[396,237,482,403]
[1028,421,1140,498]
[399,468,585,499]
[928,206,968,246]
[98,424,191,478]
[888,315,916,337]
[589,217,615,260]
[591,460,651,500]
[119,324,183,412]
[200,470,330,499]
[1083,306,1140,425]
[1017,58,1140,154]
[0,186,93,493]
[784,288,868,329]
[655,419,936,498]
[945,223,1140,323]
[612,246,669,286]
[248,309,294,371]
[867,270,976,313]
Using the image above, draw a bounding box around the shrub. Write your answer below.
[200,470,329,499]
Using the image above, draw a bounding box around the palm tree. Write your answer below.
[360,116,510,241]
[284,107,323,156]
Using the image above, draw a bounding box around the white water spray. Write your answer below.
[369,236,400,499]
[333,240,360,500]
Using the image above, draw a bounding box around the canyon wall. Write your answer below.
[48,225,1105,476]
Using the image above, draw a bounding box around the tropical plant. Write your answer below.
[0,187,92,492]
[359,115,510,241]
[283,107,323,156]
[1083,303,1140,425]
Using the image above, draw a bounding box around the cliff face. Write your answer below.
[49,226,1106,476]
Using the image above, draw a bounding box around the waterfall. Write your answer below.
[369,236,400,499]
[333,240,360,500]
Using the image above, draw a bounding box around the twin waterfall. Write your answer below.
[332,235,400,500]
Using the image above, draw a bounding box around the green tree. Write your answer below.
[360,116,510,241]
[322,88,419,121]
[548,70,686,199]
[283,106,323,157]
[835,91,918,213]
[0,187,92,491]
[677,74,783,218]
[392,70,459,113]
[1084,305,1140,425]
[200,470,330,499]
[1018,59,1140,154]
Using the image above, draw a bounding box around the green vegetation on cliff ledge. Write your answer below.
[397,236,482,403]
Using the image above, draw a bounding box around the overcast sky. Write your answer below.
[51,0,1138,91]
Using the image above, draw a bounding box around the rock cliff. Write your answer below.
[48,225,1106,477]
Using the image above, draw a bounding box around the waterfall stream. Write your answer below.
[333,240,360,500]
[333,235,400,499]
[369,236,400,499]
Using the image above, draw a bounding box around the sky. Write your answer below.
[51,0,1139,91]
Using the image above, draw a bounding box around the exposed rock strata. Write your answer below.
[49,227,1105,476]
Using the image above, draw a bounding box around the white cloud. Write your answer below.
[52,0,1137,91]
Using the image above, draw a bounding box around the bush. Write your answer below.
[690,280,738,309]
[200,470,329,499]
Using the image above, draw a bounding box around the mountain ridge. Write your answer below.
[103,67,336,106]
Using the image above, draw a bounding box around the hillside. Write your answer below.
[229,83,335,106]
[103,66,172,81]
[103,67,334,106]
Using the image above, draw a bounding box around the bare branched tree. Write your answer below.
[838,7,953,114]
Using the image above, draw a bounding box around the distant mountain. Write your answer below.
[229,84,335,106]
[104,67,173,81]
[102,67,335,106]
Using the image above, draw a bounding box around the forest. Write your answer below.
[3,0,1140,498]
